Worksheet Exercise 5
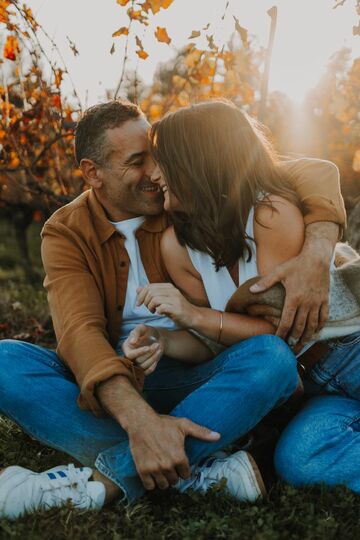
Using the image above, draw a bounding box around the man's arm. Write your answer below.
[250,158,344,345]
[41,222,141,416]
[97,375,220,490]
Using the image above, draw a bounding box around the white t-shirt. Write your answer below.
[111,216,178,354]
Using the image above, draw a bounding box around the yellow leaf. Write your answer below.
[112,26,129,37]
[54,68,63,89]
[136,49,149,60]
[155,26,171,44]
[116,0,130,5]
[188,30,201,39]
[144,0,174,13]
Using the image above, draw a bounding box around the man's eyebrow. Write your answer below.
[124,151,147,165]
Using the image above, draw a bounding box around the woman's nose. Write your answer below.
[150,163,161,184]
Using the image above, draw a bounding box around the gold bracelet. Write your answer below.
[217,311,224,343]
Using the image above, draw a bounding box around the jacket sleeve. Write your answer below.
[41,222,143,417]
[282,158,346,235]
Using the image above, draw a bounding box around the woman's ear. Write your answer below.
[80,159,103,188]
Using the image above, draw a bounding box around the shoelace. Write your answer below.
[37,464,90,507]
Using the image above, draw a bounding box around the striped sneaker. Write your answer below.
[0,464,105,520]
[176,450,266,502]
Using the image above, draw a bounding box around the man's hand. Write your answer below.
[136,283,200,328]
[249,222,339,346]
[127,414,220,491]
[122,325,164,375]
[97,375,220,492]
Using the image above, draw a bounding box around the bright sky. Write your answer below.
[26,0,360,107]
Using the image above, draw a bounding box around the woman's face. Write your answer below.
[150,163,183,212]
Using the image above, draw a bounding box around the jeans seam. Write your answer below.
[95,455,128,503]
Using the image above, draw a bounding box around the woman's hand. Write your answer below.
[122,324,165,375]
[136,283,200,328]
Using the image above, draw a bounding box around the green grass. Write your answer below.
[1,218,360,539]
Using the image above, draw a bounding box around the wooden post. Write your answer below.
[258,6,278,123]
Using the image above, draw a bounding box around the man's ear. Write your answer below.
[80,159,103,188]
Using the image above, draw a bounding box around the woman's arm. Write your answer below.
[143,199,305,346]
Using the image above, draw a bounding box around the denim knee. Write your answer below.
[0,339,22,374]
[244,335,298,399]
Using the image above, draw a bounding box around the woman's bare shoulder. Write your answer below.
[254,194,303,229]
[161,226,208,304]
[254,195,305,274]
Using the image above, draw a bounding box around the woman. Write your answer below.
[124,100,360,495]
[126,100,305,356]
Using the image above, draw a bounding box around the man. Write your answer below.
[0,100,345,518]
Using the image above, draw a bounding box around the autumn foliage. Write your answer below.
[0,0,359,221]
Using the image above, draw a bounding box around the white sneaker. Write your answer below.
[176,451,266,502]
[0,464,106,520]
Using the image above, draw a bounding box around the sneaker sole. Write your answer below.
[246,452,267,498]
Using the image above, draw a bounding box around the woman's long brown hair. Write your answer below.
[150,100,299,270]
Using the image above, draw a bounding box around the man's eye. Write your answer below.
[132,159,144,167]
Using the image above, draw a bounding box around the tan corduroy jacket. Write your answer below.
[41,158,346,416]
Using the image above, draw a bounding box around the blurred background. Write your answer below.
[0,0,359,343]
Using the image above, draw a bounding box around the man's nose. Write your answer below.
[150,163,161,184]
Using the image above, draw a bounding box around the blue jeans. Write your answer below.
[275,331,360,492]
[0,335,297,503]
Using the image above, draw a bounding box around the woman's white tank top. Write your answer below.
[186,207,257,311]
[186,205,335,357]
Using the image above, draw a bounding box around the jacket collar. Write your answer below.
[87,188,168,244]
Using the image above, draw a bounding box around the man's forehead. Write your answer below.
[106,117,150,151]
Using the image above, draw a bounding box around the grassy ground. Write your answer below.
[0,218,360,540]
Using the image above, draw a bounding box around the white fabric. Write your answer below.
[111,217,178,353]
[186,205,338,356]
[186,206,257,312]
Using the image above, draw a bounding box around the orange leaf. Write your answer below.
[54,69,63,89]
[136,49,149,60]
[188,30,200,39]
[0,0,11,24]
[155,26,171,44]
[143,0,174,14]
[116,0,130,5]
[112,26,129,37]
[3,35,19,61]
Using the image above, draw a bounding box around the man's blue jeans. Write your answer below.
[0,335,298,502]
[275,331,360,493]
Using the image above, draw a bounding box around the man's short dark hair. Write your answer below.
[74,100,142,166]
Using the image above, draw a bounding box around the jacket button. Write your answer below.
[120,261,127,267]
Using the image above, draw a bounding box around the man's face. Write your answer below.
[97,117,164,220]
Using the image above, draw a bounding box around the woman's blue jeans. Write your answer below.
[0,335,298,502]
[275,331,360,493]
